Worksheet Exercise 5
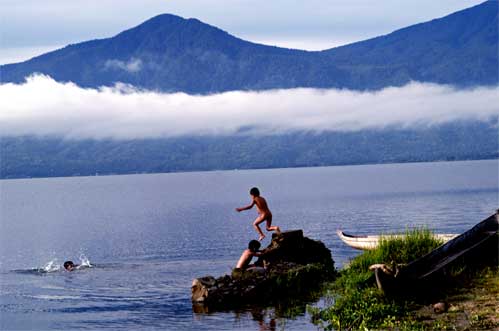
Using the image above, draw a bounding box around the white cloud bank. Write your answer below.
[0,74,497,140]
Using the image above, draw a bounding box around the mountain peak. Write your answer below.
[108,12,245,57]
[1,2,496,92]
[117,13,230,39]
[131,13,213,31]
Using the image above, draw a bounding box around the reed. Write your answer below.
[351,227,444,275]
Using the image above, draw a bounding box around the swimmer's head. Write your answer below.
[249,187,260,197]
[248,240,261,252]
[63,261,75,271]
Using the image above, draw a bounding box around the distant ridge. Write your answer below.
[1,1,497,93]
[1,121,497,179]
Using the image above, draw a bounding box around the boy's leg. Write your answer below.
[253,215,266,241]
[265,215,281,233]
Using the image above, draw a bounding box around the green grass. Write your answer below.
[350,228,444,273]
[309,228,444,330]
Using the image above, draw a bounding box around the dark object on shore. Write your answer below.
[191,230,335,309]
[432,302,449,314]
[373,211,499,297]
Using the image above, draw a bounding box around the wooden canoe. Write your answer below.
[372,211,499,296]
[337,230,458,251]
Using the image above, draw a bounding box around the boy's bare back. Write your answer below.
[253,196,271,215]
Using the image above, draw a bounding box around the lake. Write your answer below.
[1,160,497,330]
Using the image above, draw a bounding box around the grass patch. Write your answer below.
[309,228,444,330]
[350,228,443,273]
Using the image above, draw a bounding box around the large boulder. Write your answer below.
[192,230,335,309]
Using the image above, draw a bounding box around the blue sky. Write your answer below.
[0,0,483,64]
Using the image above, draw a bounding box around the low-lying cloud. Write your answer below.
[104,58,142,73]
[0,74,497,139]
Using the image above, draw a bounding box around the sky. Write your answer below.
[0,0,484,64]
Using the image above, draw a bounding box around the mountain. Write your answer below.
[1,1,497,93]
[1,121,497,179]
[1,2,497,179]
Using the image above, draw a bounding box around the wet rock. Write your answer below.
[191,276,217,303]
[191,230,335,308]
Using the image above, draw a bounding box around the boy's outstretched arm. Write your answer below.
[235,201,255,212]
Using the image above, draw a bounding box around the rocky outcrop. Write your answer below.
[192,230,335,309]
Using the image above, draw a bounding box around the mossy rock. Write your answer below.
[192,230,336,309]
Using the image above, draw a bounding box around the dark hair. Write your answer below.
[249,187,260,196]
[248,240,261,252]
[63,261,74,269]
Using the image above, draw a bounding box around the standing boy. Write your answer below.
[236,187,281,241]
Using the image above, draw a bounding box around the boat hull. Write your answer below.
[372,212,499,297]
[336,230,457,251]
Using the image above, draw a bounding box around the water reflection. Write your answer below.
[251,309,276,331]
[193,295,318,330]
[194,307,279,331]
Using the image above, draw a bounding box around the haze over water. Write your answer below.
[1,160,497,330]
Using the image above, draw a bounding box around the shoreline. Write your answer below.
[1,157,497,181]
[310,225,499,330]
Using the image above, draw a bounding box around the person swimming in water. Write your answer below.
[236,187,281,241]
[63,261,78,271]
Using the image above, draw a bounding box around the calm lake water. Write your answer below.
[1,160,497,330]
